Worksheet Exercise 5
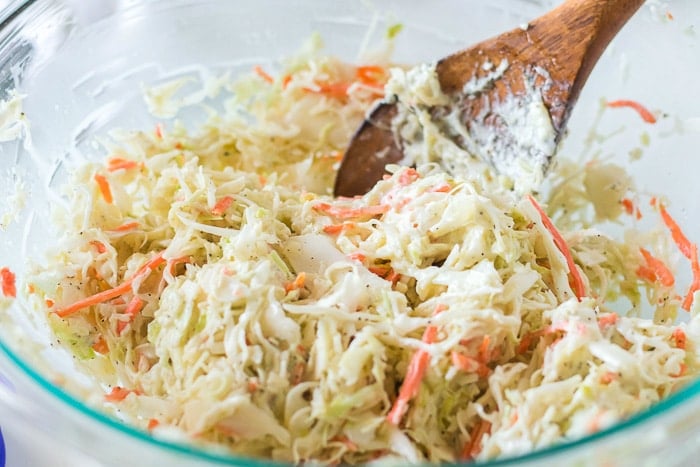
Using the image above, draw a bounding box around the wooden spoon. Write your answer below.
[334,0,645,197]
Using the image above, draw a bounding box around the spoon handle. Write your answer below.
[540,0,644,105]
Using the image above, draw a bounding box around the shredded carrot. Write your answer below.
[212,195,234,216]
[347,252,366,263]
[281,74,292,89]
[154,123,164,139]
[517,329,543,354]
[109,221,140,232]
[314,202,388,220]
[509,411,519,427]
[621,198,635,216]
[636,265,658,284]
[253,65,274,84]
[598,312,619,329]
[355,65,386,85]
[147,419,160,430]
[284,272,306,294]
[659,205,694,259]
[398,168,420,186]
[639,247,675,287]
[386,269,401,285]
[478,335,491,363]
[304,82,350,99]
[683,243,700,311]
[387,304,445,425]
[527,195,586,300]
[600,371,618,384]
[117,295,145,335]
[107,157,142,172]
[658,205,700,310]
[451,351,489,378]
[27,283,35,294]
[92,335,109,354]
[428,183,451,193]
[673,328,687,350]
[105,386,140,402]
[606,99,657,124]
[666,10,674,20]
[174,142,184,150]
[90,240,107,254]
[54,253,165,318]
[461,420,492,461]
[1,267,16,298]
[650,196,658,207]
[323,224,344,235]
[247,379,259,393]
[94,173,113,204]
[45,298,55,308]
[672,362,687,378]
[314,203,389,219]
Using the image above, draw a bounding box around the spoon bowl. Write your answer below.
[334,0,645,197]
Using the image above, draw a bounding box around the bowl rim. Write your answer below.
[1,0,699,465]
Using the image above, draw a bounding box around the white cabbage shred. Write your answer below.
[19,37,700,465]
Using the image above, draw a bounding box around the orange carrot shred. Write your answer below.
[304,82,350,98]
[92,335,109,354]
[672,362,687,378]
[54,253,165,318]
[461,420,492,461]
[107,157,141,172]
[636,265,658,284]
[284,272,306,294]
[347,252,366,263]
[429,183,451,193]
[45,298,55,308]
[355,65,386,85]
[398,168,419,186]
[659,205,694,259]
[105,386,140,402]
[94,173,113,204]
[281,74,292,89]
[598,312,619,329]
[639,247,675,287]
[148,419,160,430]
[314,202,388,220]
[606,99,657,124]
[117,295,145,335]
[1,267,16,298]
[110,221,140,232]
[212,195,234,216]
[253,65,274,84]
[621,198,635,216]
[90,240,107,254]
[154,123,164,139]
[673,328,687,350]
[478,335,490,363]
[600,371,618,384]
[682,243,700,311]
[387,304,445,425]
[527,195,586,300]
[323,224,344,235]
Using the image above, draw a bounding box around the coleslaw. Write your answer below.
[14,36,700,464]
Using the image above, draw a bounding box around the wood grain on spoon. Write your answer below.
[334,0,645,197]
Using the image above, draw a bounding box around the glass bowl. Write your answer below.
[0,0,699,465]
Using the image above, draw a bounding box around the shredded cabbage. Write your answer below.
[20,37,700,465]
